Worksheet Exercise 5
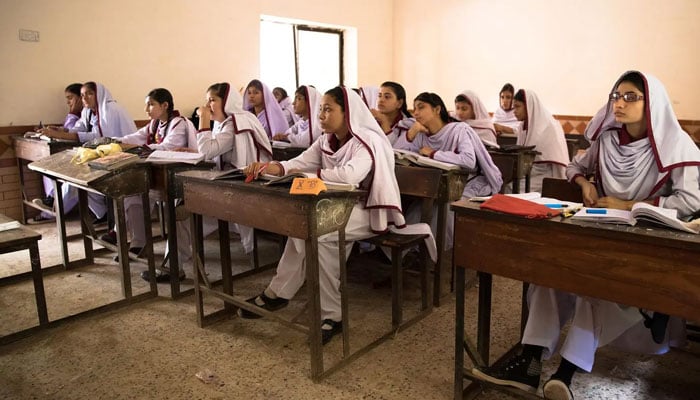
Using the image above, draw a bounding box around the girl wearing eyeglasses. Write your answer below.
[511,88,570,192]
[473,71,700,400]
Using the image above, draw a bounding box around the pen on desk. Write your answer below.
[586,208,607,214]
[544,203,569,208]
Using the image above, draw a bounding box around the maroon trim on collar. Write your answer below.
[522,91,529,131]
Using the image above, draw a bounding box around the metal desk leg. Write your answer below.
[29,242,48,326]
[115,197,132,299]
[306,238,323,381]
[191,213,205,327]
[454,265,466,400]
[53,180,70,268]
[338,229,349,358]
[166,196,181,298]
[77,190,94,264]
[435,203,447,307]
[477,272,492,362]
[218,220,233,311]
[142,191,157,295]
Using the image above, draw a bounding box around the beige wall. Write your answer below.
[393,0,700,119]
[0,0,393,126]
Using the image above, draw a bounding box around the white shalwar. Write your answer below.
[523,71,700,372]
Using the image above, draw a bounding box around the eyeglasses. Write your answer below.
[609,92,644,103]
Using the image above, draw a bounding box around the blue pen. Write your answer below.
[544,203,568,208]
[586,208,607,214]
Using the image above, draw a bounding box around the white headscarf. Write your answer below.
[457,90,497,144]
[517,89,569,172]
[340,87,405,233]
[222,83,273,167]
[294,85,322,147]
[358,85,379,110]
[585,71,700,198]
[279,95,299,125]
[243,80,290,139]
[92,82,136,138]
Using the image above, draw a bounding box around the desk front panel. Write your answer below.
[452,201,700,322]
[13,138,78,162]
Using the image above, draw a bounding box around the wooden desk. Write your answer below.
[450,200,700,399]
[149,161,214,298]
[28,150,158,301]
[272,145,306,161]
[178,170,381,381]
[487,147,538,194]
[12,137,80,224]
[0,215,45,344]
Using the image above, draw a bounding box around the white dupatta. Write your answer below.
[93,82,136,138]
[518,90,569,176]
[223,84,273,168]
[585,71,700,199]
[457,90,498,144]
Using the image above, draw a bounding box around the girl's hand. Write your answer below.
[575,177,599,207]
[418,146,434,157]
[272,133,289,141]
[595,196,634,211]
[407,122,427,142]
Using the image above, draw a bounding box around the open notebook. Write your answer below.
[572,203,700,234]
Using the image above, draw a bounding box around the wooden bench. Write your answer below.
[365,165,442,330]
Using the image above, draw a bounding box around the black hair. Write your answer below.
[454,94,473,106]
[380,81,410,117]
[500,83,515,95]
[147,88,174,116]
[295,86,307,99]
[246,79,263,92]
[65,83,82,96]
[616,71,646,93]
[273,87,288,99]
[146,88,176,141]
[514,89,526,103]
[414,92,455,123]
[206,82,230,114]
[324,87,346,112]
[83,81,97,92]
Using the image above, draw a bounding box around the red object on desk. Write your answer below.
[479,193,561,219]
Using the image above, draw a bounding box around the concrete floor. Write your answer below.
[0,217,698,400]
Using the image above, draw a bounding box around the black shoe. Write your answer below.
[140,269,185,283]
[113,247,142,262]
[237,292,289,319]
[321,319,342,345]
[641,311,670,344]
[100,230,117,245]
[543,378,574,400]
[31,197,54,213]
[471,354,541,393]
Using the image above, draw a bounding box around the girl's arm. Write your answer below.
[197,120,234,160]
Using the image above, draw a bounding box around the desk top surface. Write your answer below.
[0,215,41,246]
[451,199,700,247]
